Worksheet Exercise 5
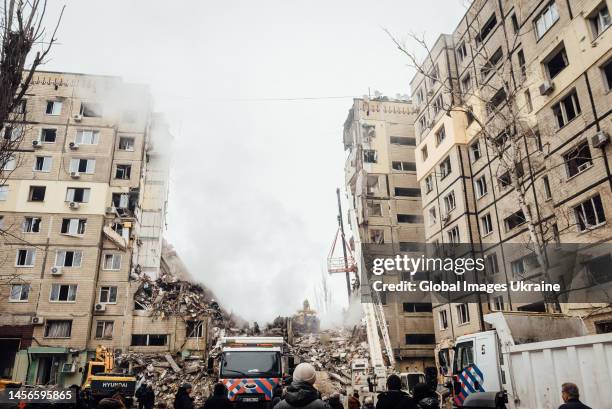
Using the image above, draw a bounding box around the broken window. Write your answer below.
[481,47,503,79]
[397,214,421,223]
[457,41,468,62]
[505,210,526,231]
[476,13,497,44]
[50,284,77,302]
[543,176,552,199]
[16,249,35,266]
[544,46,568,79]
[603,59,612,91]
[439,157,452,179]
[447,226,460,244]
[511,13,520,33]
[28,186,46,202]
[585,253,612,284]
[553,90,581,128]
[392,161,416,171]
[61,218,86,235]
[438,310,448,329]
[443,191,456,213]
[491,295,505,311]
[435,126,446,145]
[524,89,533,113]
[10,284,30,302]
[23,217,41,233]
[486,252,499,275]
[433,94,444,115]
[99,286,118,303]
[429,207,437,225]
[424,174,434,193]
[3,126,22,141]
[112,193,130,209]
[2,155,16,171]
[461,73,472,92]
[369,229,384,244]
[456,304,470,324]
[498,171,511,188]
[115,164,132,180]
[103,254,122,271]
[390,136,416,145]
[367,202,382,216]
[131,334,168,346]
[590,3,611,38]
[534,2,559,39]
[403,303,433,313]
[421,145,428,161]
[45,101,62,116]
[34,156,52,172]
[55,250,82,267]
[95,321,114,339]
[186,321,205,338]
[44,320,72,338]
[119,137,135,151]
[475,175,488,198]
[80,102,103,117]
[69,158,95,174]
[564,141,592,177]
[481,213,493,235]
[487,88,507,113]
[66,187,90,203]
[395,187,421,197]
[363,150,377,163]
[574,194,606,231]
[418,115,428,135]
[517,49,526,77]
[75,130,100,145]
[470,140,481,161]
[40,128,57,143]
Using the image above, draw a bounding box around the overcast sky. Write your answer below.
[42,0,467,323]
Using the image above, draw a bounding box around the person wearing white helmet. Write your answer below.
[274,363,330,409]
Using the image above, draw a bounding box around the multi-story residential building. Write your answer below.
[0,71,200,385]
[343,96,436,372]
[410,0,612,345]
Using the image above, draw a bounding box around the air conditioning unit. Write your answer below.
[61,363,76,373]
[70,171,80,179]
[31,316,44,325]
[51,267,62,276]
[32,140,42,148]
[69,142,79,150]
[73,114,83,122]
[539,80,554,96]
[69,201,80,210]
[591,131,609,148]
[95,303,106,312]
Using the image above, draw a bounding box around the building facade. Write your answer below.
[410,0,612,345]
[343,97,436,372]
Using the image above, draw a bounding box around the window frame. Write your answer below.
[481,213,493,236]
[534,2,560,40]
[9,283,30,302]
[15,248,36,267]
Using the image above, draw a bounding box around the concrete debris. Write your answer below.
[292,299,320,334]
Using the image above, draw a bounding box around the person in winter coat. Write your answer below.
[274,363,329,409]
[411,383,439,409]
[175,383,195,409]
[363,397,374,409]
[142,384,155,409]
[375,375,416,409]
[559,383,592,409]
[327,393,343,409]
[136,384,149,409]
[347,392,360,409]
[271,385,284,408]
[201,383,231,409]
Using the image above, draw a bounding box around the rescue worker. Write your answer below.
[348,391,360,409]
[375,375,416,409]
[274,363,329,409]
[559,383,592,409]
[201,383,231,409]
[174,383,195,409]
[412,383,439,409]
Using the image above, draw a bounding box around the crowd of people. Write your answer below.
[95,363,591,409]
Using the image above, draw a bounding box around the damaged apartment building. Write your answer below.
[410,0,612,346]
[342,96,436,372]
[0,71,211,386]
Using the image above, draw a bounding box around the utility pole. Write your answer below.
[336,188,352,298]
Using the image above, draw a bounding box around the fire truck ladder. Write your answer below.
[372,290,395,369]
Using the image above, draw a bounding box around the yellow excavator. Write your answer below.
[82,346,136,407]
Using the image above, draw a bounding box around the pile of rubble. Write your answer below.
[116,352,214,408]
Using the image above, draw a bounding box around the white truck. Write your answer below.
[450,312,612,409]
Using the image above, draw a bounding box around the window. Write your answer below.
[425,174,434,193]
[505,210,526,231]
[186,321,205,338]
[115,164,132,180]
[429,65,439,86]
[574,194,606,231]
[69,158,95,174]
[370,229,384,244]
[524,89,533,113]
[112,193,130,209]
[481,213,493,235]
[511,13,520,33]
[535,2,559,40]
[34,156,52,172]
[50,284,77,302]
[418,116,428,134]
[112,222,126,236]
[0,185,8,201]
[28,186,46,201]
[16,249,35,266]
[95,321,114,340]
[399,242,420,252]
[44,320,72,338]
[40,128,57,143]
[487,88,507,113]
[119,137,135,151]
[589,4,610,38]
[9,284,30,302]
[486,252,499,275]
[367,202,382,217]
[14,99,27,114]
[405,334,436,345]
[421,146,428,161]
[439,157,452,179]
[564,141,592,177]
[456,304,470,324]
[415,89,424,105]
[433,94,444,115]
[75,130,100,145]
[492,295,505,311]
[447,226,460,244]
[443,191,456,213]
[66,187,90,203]
[392,161,416,171]
[55,250,82,267]
[3,126,21,141]
[543,176,552,199]
[553,90,581,129]
[429,207,437,225]
[481,47,503,79]
[363,150,377,163]
[498,171,511,188]
[80,102,102,117]
[99,286,118,303]
[517,49,526,77]
[103,254,122,270]
[61,218,86,235]
[511,258,525,275]
[397,214,421,223]
[457,41,467,62]
[475,176,488,198]
[2,156,16,171]
[603,59,612,91]
[45,101,62,115]
[131,334,168,346]
[439,310,449,330]
[470,140,481,161]
[435,126,446,145]
[476,14,497,44]
[585,254,612,285]
[22,217,41,233]
[461,74,472,92]
[395,187,421,197]
[390,136,416,145]
[544,46,568,79]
